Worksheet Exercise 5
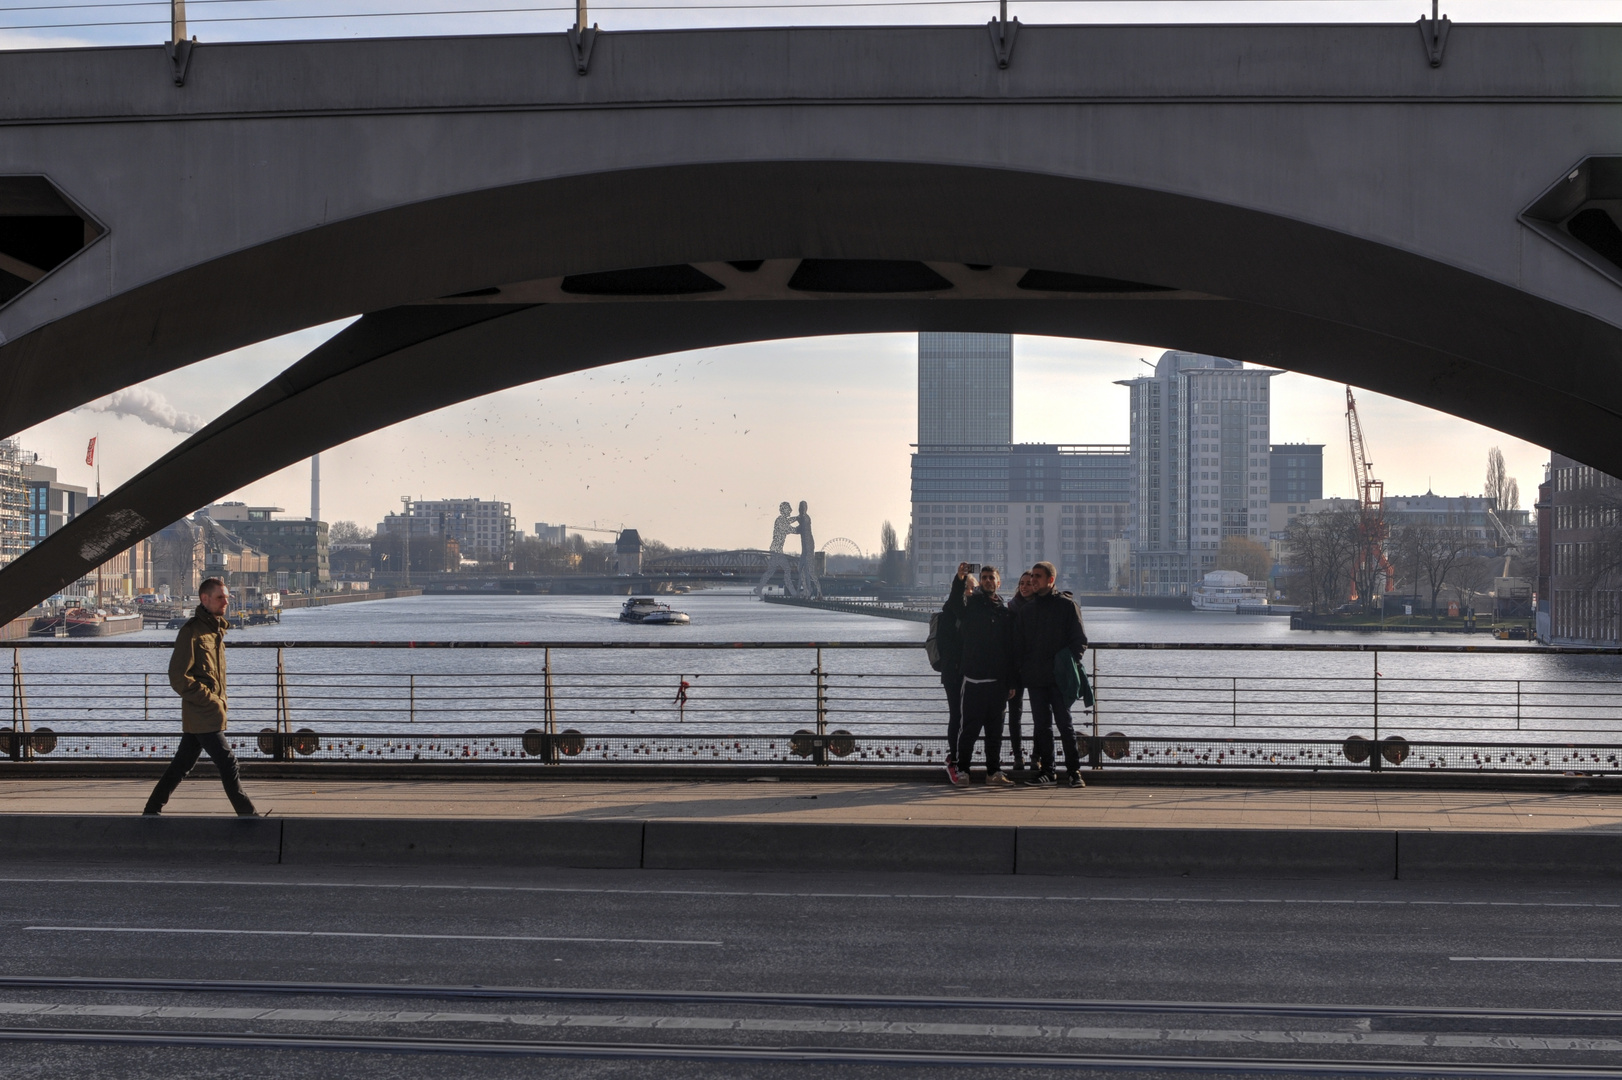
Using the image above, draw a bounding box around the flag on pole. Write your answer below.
[85,437,96,467]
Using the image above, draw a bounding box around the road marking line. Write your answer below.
[1450,957,1622,964]
[0,1002,1615,1051]
[1,878,1616,909]
[22,926,720,946]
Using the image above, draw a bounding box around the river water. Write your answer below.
[9,589,1622,745]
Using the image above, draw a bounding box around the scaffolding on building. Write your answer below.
[0,439,27,569]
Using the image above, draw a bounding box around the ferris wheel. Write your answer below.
[819,537,864,560]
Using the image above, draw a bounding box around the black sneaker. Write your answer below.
[1066,774,1086,788]
[1025,773,1056,787]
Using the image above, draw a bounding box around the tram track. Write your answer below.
[1,1025,1621,1074]
[0,974,1619,1024]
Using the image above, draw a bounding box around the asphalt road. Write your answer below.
[0,861,1619,1078]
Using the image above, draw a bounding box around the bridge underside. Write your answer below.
[3,150,1621,619]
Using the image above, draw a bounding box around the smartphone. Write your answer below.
[966,563,981,574]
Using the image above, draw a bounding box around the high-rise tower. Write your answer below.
[916,333,1011,447]
[1117,351,1279,595]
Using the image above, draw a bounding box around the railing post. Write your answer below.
[1370,649,1381,772]
[1090,646,1100,737]
[1516,679,1522,731]
[9,647,23,762]
[275,647,290,760]
[1090,646,1102,771]
[815,647,827,737]
[544,647,558,763]
[144,672,150,726]
[1232,676,1238,728]
[409,674,416,725]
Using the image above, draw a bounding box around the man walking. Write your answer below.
[951,565,1017,788]
[1011,561,1089,788]
[1004,570,1037,772]
[143,578,259,817]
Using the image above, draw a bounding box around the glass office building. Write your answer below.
[917,333,1012,447]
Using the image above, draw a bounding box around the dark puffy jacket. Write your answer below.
[957,590,1017,683]
[1012,590,1088,688]
[936,575,969,676]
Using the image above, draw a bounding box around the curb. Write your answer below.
[281,817,644,868]
[4,815,1622,879]
[0,814,280,864]
[1017,826,1394,878]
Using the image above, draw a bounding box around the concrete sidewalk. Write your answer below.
[3,778,1621,832]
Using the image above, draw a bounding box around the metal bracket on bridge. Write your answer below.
[567,26,598,76]
[166,39,194,87]
[166,1,194,86]
[567,0,598,76]
[1417,7,1450,68]
[987,7,1019,70]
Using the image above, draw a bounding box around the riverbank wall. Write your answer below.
[278,587,424,610]
[1289,614,1504,634]
[1,614,31,641]
[764,596,930,623]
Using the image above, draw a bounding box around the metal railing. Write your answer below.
[6,640,1622,774]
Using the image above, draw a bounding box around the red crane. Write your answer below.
[1345,386,1393,602]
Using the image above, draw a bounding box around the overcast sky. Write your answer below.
[3,1,1576,553]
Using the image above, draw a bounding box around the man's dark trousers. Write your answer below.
[941,667,963,758]
[957,679,1006,774]
[145,732,254,815]
[1028,686,1081,779]
[1007,688,1026,768]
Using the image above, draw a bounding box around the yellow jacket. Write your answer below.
[168,606,228,733]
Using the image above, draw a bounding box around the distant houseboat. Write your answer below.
[57,607,144,637]
[1191,571,1269,613]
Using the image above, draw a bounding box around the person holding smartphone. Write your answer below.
[950,564,1018,787]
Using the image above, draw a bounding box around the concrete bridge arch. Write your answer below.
[1,22,1620,617]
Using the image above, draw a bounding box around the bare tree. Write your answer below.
[328,520,373,544]
[878,520,907,585]
[1283,509,1361,612]
[1216,535,1272,584]
[1450,554,1500,614]
[1390,523,1472,617]
[1485,447,1520,512]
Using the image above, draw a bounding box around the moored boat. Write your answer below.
[61,607,145,637]
[1191,571,1269,613]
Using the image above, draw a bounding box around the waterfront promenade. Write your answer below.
[6,778,1620,833]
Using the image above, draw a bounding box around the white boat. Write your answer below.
[619,597,691,625]
[1191,570,1269,612]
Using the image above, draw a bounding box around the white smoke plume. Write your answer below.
[80,388,205,434]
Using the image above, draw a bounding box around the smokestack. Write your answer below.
[310,453,321,522]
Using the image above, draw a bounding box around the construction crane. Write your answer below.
[1344,386,1393,603]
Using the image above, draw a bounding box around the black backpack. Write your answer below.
[924,611,944,671]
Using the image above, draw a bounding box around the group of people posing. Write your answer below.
[934,560,1089,788]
